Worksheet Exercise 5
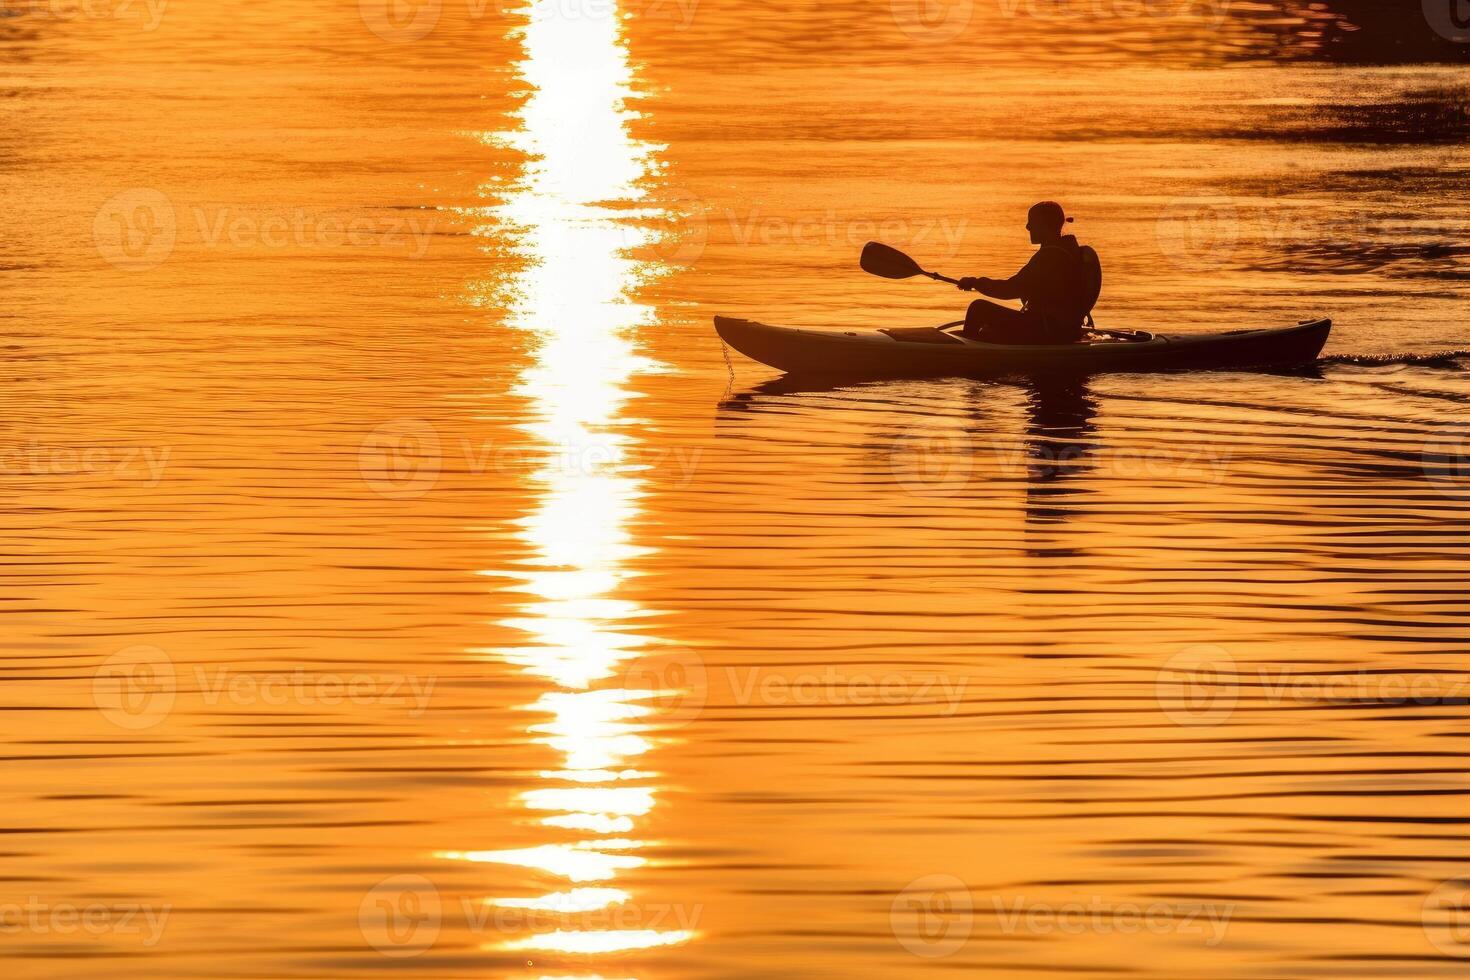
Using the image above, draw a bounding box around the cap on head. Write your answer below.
[1027,201,1072,235]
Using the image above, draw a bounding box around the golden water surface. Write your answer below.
[3,0,1470,976]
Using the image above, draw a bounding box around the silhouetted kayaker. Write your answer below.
[955,202,1100,345]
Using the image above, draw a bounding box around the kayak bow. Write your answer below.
[713,316,1331,377]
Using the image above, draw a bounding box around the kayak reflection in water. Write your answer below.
[1021,378,1099,556]
[1024,378,1097,494]
[955,202,1101,345]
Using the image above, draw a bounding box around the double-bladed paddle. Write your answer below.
[860,241,968,289]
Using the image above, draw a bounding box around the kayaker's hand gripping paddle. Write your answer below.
[860,241,965,288]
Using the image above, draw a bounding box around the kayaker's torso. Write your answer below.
[1010,235,1087,331]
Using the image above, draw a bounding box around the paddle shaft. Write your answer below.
[924,270,964,287]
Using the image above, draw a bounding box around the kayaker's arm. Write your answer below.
[955,275,1022,299]
[973,276,1024,300]
[957,252,1043,299]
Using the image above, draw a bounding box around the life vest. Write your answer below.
[1076,244,1102,327]
[1037,240,1103,328]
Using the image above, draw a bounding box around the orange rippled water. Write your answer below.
[2,0,1470,977]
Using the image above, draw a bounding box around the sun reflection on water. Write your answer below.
[442,0,692,961]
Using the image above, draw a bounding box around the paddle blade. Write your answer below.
[861,241,925,280]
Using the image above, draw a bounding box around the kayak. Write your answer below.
[714,316,1332,377]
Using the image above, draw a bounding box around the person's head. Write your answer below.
[1026,201,1072,245]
